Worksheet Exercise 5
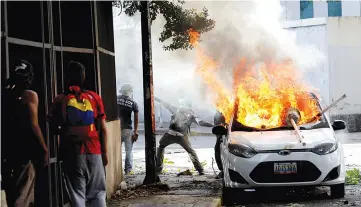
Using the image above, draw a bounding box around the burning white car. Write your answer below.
[212,93,347,206]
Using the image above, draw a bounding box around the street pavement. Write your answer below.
[125,130,361,174]
[115,129,361,207]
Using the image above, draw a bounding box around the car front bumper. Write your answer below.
[222,143,345,188]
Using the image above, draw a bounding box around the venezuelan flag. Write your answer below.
[66,98,95,126]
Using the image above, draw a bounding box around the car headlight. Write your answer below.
[228,143,257,158]
[312,142,338,155]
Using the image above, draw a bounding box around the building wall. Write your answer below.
[327,17,361,132]
[342,1,361,16]
[105,120,122,198]
[284,18,330,103]
[281,0,361,20]
[1,1,121,206]
[283,15,361,132]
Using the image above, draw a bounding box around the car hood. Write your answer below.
[229,128,336,151]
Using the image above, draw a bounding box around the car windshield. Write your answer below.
[231,93,331,132]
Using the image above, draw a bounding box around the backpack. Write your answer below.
[64,90,100,134]
[169,109,195,135]
[49,87,102,155]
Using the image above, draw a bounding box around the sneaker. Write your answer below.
[124,170,134,175]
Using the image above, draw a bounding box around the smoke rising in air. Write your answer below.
[113,1,325,122]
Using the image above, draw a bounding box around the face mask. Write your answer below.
[122,91,133,99]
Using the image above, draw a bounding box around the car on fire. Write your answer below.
[212,93,346,206]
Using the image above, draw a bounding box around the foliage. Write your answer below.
[201,160,207,167]
[113,0,215,51]
[163,158,175,165]
[191,160,207,172]
[345,168,361,185]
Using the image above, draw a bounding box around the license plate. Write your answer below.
[274,162,297,174]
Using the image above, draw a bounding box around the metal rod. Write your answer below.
[4,1,9,79]
[141,0,160,185]
[319,94,346,116]
[41,2,52,206]
[291,119,306,146]
[309,94,347,122]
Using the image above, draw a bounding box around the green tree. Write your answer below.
[113,1,215,51]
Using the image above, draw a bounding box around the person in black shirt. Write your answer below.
[117,84,139,175]
[214,110,226,179]
[154,97,213,175]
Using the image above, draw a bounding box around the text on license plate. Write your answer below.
[274,162,297,174]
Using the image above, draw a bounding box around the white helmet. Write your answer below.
[179,98,192,109]
[119,83,133,97]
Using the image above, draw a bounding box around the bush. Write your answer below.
[345,168,361,185]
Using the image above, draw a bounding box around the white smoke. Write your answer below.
[113,0,326,122]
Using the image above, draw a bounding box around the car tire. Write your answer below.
[222,181,245,206]
[330,183,345,199]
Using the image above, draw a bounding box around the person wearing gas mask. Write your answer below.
[117,84,139,175]
[214,110,226,179]
[154,97,213,175]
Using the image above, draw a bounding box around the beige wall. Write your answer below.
[327,17,361,115]
[105,119,122,198]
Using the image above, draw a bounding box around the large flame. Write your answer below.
[188,28,320,129]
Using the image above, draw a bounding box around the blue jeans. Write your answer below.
[122,129,134,173]
[63,154,106,207]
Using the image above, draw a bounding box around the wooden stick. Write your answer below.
[291,119,306,146]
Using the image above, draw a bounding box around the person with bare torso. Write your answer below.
[2,60,49,207]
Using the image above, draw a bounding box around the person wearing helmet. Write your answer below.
[117,83,139,175]
[2,60,49,206]
[154,97,213,175]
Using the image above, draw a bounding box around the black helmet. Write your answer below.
[14,60,34,84]
[6,60,34,89]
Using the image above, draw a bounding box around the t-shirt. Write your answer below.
[48,86,106,155]
[169,108,196,135]
[117,95,139,129]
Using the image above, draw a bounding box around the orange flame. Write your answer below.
[188,29,320,129]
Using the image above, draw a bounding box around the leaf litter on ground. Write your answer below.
[112,182,170,200]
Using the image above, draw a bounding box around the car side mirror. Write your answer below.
[332,120,346,131]
[212,125,227,136]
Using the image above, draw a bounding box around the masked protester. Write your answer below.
[155,97,213,175]
[47,61,108,207]
[117,84,139,175]
[1,60,49,207]
[214,110,226,179]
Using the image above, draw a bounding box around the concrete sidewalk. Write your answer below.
[124,196,220,207]
[108,174,222,207]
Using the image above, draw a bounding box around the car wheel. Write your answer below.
[330,183,345,199]
[222,181,245,206]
